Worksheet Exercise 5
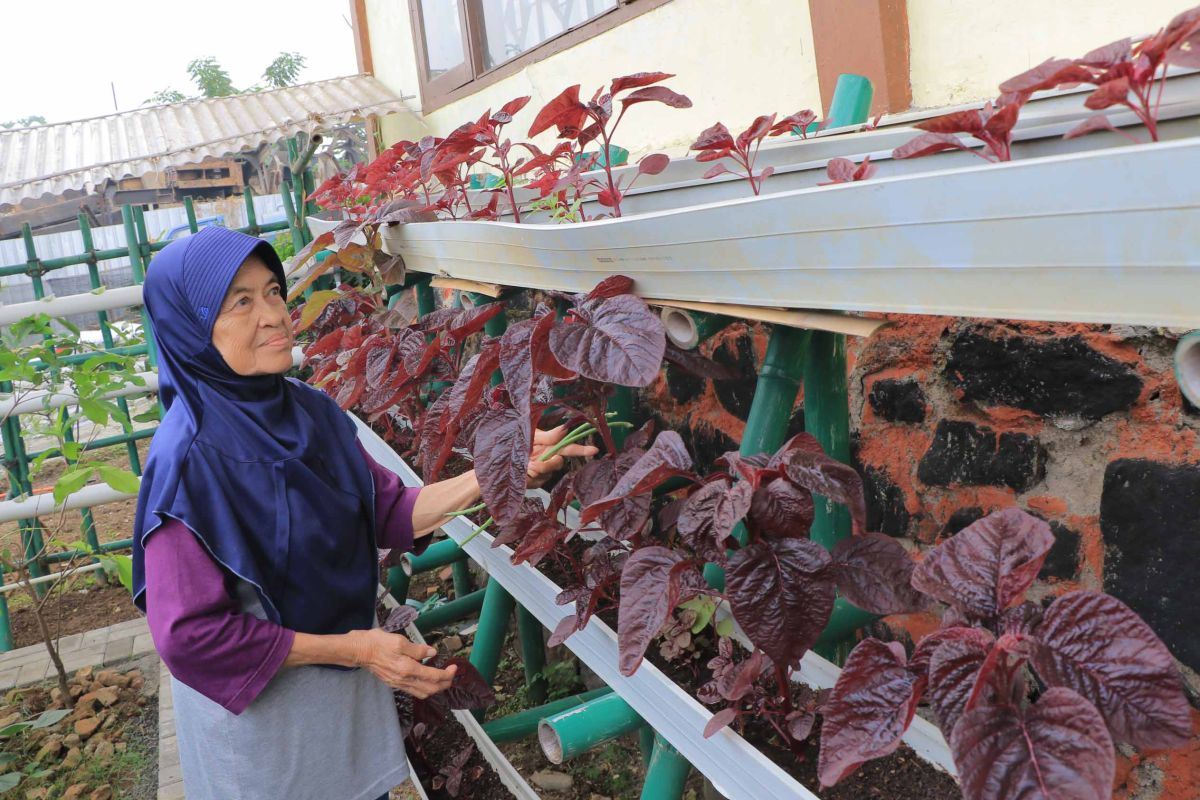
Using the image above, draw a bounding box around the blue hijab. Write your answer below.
[132,226,378,636]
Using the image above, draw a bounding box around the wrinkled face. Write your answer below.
[211,256,294,376]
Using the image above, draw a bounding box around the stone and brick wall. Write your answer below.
[641,314,1199,799]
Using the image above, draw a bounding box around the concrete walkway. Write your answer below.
[0,617,185,799]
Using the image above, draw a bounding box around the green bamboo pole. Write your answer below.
[703,327,811,590]
[280,181,305,252]
[242,187,259,236]
[451,560,473,600]
[25,428,155,463]
[538,693,645,763]
[403,538,467,575]
[639,725,656,768]
[183,196,199,233]
[387,569,410,605]
[414,588,486,634]
[480,687,612,744]
[18,226,51,588]
[803,331,852,550]
[468,578,516,688]
[515,609,547,705]
[640,733,692,800]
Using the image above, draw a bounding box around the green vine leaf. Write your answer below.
[97,465,140,495]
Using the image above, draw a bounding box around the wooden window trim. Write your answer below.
[409,0,674,114]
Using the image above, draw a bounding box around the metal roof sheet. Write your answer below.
[0,74,413,208]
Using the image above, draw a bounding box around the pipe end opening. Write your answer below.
[538,721,564,764]
[1176,332,1200,408]
[661,307,699,350]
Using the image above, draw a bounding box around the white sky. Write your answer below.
[1,0,360,125]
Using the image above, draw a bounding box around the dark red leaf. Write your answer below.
[498,95,531,119]
[547,613,580,647]
[983,102,1021,140]
[891,132,971,160]
[824,157,857,183]
[471,408,531,529]
[786,708,818,742]
[584,275,635,301]
[434,656,496,710]
[620,86,693,110]
[1084,76,1132,110]
[530,308,574,379]
[910,626,995,676]
[637,153,670,176]
[690,122,735,151]
[831,533,926,615]
[748,478,814,539]
[510,514,571,567]
[596,187,620,208]
[500,319,537,424]
[1064,114,1121,140]
[549,295,666,387]
[579,431,692,526]
[677,479,752,563]
[662,342,740,380]
[528,84,586,137]
[914,109,986,135]
[999,58,1097,94]
[736,114,775,151]
[610,71,674,94]
[818,639,919,787]
[910,508,1053,621]
[383,605,418,633]
[1031,590,1191,748]
[727,538,835,668]
[928,635,994,733]
[951,688,1114,800]
[702,163,732,180]
[767,432,823,469]
[1079,37,1132,68]
[781,451,867,535]
[617,547,706,675]
[703,707,739,739]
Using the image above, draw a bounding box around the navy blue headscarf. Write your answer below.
[132,226,378,636]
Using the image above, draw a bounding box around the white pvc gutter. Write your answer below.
[0,285,145,326]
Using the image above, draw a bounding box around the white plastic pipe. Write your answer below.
[0,483,138,525]
[1176,331,1200,407]
[0,561,105,594]
[0,285,145,326]
[0,372,159,421]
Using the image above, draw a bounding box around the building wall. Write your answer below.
[906,0,1190,108]
[365,0,822,158]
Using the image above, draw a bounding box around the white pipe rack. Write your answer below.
[0,372,159,421]
[0,561,106,595]
[0,285,145,326]
[0,483,138,525]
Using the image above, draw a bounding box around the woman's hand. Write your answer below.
[527,425,600,488]
[350,629,457,698]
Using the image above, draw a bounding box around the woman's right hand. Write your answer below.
[350,629,457,698]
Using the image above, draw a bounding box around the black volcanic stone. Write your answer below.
[944,329,1141,420]
[681,422,739,475]
[863,466,913,538]
[711,334,757,421]
[868,378,927,424]
[664,363,705,405]
[1038,521,1082,581]
[942,507,985,536]
[917,420,1047,492]
[1101,459,1200,672]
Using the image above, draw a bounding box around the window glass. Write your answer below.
[479,0,618,70]
[420,0,467,78]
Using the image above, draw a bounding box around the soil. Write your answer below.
[406,702,510,800]
[8,583,142,650]
[0,656,159,799]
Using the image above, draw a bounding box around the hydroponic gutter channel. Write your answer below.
[354,416,955,800]
[380,590,540,800]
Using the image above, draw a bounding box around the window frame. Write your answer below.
[408,0,674,113]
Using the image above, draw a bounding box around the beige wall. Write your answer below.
[366,0,822,159]
[907,0,1189,108]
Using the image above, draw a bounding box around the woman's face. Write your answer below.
[211,256,294,376]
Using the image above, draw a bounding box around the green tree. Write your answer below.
[263,51,306,89]
[145,88,188,105]
[0,115,46,129]
[187,56,238,98]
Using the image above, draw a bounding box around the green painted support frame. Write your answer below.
[538,692,645,763]
[640,733,692,800]
[415,588,487,634]
[480,686,611,744]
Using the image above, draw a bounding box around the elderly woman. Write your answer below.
[132,226,593,800]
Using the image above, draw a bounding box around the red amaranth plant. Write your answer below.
[527,72,691,216]
[817,508,1191,799]
[689,111,819,195]
[892,97,1025,163]
[1001,5,1200,143]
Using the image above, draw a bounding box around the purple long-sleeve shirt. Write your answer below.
[144,443,422,715]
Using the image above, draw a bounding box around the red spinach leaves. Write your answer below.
[818,508,1190,796]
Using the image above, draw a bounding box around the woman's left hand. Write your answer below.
[527,425,599,488]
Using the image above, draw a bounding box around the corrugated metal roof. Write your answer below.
[0,74,413,208]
